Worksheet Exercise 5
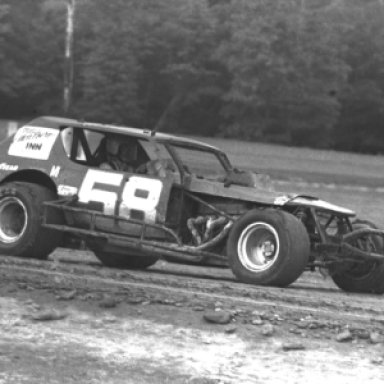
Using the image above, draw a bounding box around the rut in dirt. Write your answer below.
[0,252,384,329]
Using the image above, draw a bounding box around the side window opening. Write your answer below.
[60,127,105,165]
[99,135,150,172]
[60,127,152,171]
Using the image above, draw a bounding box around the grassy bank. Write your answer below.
[198,136,384,188]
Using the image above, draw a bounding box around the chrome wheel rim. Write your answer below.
[237,222,280,272]
[0,197,28,243]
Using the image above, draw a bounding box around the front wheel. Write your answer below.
[0,182,62,259]
[330,220,384,294]
[227,209,310,287]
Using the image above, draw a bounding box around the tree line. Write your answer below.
[0,0,384,153]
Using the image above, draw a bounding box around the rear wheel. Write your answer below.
[94,251,158,269]
[227,209,310,287]
[0,182,62,259]
[330,220,384,294]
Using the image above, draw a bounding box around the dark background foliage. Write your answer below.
[1,0,384,153]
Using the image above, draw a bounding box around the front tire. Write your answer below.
[227,209,310,287]
[330,220,384,294]
[0,182,62,259]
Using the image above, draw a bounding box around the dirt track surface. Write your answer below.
[1,250,384,384]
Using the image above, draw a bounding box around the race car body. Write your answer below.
[0,116,383,293]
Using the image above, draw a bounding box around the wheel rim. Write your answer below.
[0,197,28,244]
[237,222,280,272]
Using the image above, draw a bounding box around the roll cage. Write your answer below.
[59,123,233,185]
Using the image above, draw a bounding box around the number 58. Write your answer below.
[78,169,163,223]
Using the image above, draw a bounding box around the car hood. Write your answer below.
[187,178,355,216]
[277,195,355,216]
[188,177,283,204]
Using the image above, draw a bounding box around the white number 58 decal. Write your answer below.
[78,169,163,223]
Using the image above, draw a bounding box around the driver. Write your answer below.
[100,136,139,173]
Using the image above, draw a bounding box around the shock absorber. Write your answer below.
[337,217,349,237]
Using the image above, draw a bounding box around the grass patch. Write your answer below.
[195,136,384,188]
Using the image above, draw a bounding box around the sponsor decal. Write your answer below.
[50,165,61,178]
[57,185,78,197]
[8,126,59,160]
[0,163,18,171]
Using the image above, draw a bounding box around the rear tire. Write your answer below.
[0,182,62,259]
[227,209,309,287]
[330,220,384,294]
[94,251,158,269]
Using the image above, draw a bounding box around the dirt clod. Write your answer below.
[370,356,384,365]
[353,329,370,340]
[99,296,119,309]
[162,299,176,305]
[251,310,265,318]
[126,297,144,305]
[102,316,118,324]
[31,309,68,321]
[79,293,98,301]
[251,317,263,326]
[370,332,384,344]
[203,310,232,324]
[57,290,77,301]
[281,341,306,351]
[261,323,275,337]
[297,322,308,329]
[336,330,353,342]
[224,325,237,334]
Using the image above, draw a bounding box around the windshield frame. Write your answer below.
[162,140,233,183]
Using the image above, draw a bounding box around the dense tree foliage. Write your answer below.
[1,0,384,153]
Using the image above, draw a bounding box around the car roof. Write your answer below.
[26,116,220,152]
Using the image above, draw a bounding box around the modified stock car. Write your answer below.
[0,116,384,293]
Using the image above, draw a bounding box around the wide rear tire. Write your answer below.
[330,220,384,294]
[227,209,310,287]
[0,182,62,259]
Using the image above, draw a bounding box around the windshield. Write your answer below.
[170,144,229,179]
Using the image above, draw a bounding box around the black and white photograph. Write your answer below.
[0,1,383,383]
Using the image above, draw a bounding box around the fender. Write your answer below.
[0,169,57,193]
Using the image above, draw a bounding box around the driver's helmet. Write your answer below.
[105,135,120,157]
[117,140,138,163]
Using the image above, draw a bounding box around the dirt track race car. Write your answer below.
[0,116,384,293]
